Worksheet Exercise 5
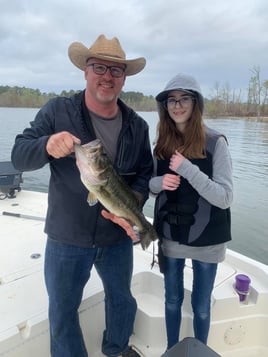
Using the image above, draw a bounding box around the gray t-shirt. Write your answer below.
[149,136,233,263]
[89,109,122,163]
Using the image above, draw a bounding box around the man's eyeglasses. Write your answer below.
[165,96,195,109]
[87,63,126,78]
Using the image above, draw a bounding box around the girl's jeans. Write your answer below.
[164,257,217,349]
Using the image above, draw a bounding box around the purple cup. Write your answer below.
[235,274,251,302]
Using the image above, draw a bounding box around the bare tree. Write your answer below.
[248,66,262,117]
[222,82,231,114]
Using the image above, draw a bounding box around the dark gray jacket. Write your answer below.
[11,91,153,247]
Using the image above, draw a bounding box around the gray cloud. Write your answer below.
[1,0,267,99]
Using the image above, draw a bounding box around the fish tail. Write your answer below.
[139,226,158,250]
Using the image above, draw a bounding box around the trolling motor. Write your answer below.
[162,337,221,357]
[0,161,23,199]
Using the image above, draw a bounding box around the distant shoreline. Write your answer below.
[1,107,268,122]
[205,116,268,122]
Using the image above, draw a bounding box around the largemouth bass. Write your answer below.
[74,139,158,249]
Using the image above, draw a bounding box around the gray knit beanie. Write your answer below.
[155,73,204,113]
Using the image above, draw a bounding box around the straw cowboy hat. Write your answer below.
[68,34,146,76]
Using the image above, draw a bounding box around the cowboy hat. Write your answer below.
[68,34,146,76]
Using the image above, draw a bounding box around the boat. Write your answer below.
[1,162,268,357]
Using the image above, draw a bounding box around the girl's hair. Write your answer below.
[153,94,206,159]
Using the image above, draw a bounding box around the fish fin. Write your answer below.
[87,192,99,206]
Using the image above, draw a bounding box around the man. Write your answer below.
[11,34,153,357]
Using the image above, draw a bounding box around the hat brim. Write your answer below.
[68,42,146,76]
[155,89,194,102]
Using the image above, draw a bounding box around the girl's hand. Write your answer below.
[162,174,180,191]
[169,150,185,172]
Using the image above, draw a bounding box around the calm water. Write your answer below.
[1,108,268,265]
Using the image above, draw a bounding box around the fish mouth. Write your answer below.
[87,138,102,148]
[74,139,107,185]
[74,139,102,150]
[77,139,102,159]
[74,139,102,157]
[84,139,102,151]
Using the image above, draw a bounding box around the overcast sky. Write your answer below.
[1,0,268,99]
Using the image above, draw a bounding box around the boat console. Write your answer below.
[0,161,23,199]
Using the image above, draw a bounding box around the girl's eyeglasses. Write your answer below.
[165,96,195,109]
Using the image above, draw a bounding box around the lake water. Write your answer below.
[1,108,267,266]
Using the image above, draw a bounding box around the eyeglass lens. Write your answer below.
[88,63,125,78]
[166,96,194,108]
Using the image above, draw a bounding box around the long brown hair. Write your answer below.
[153,95,206,160]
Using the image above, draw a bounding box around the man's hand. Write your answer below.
[101,210,140,242]
[46,131,81,158]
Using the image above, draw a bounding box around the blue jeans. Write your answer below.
[44,237,137,357]
[164,257,217,349]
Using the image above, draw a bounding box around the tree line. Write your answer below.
[1,66,267,118]
[0,86,157,112]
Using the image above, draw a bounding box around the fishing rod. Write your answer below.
[2,211,45,221]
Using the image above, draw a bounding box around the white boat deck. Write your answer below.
[0,190,268,357]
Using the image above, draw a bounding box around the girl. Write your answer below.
[150,73,233,351]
